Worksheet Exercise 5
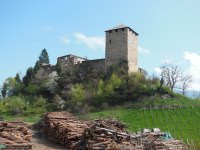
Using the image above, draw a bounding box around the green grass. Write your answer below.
[3,116,41,123]
[85,96,200,144]
[128,94,200,108]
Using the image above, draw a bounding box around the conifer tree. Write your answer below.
[1,81,7,98]
[38,48,50,65]
[34,61,41,74]
[23,67,34,86]
[55,59,62,76]
[15,73,21,84]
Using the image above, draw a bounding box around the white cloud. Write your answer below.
[74,32,105,50]
[60,36,71,44]
[184,52,200,91]
[161,59,171,63]
[155,67,161,74]
[138,46,151,54]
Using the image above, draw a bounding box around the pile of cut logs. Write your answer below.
[0,121,33,149]
[72,118,187,150]
[43,111,89,148]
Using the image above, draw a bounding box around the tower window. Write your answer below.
[110,40,111,43]
[115,29,118,32]
[109,31,112,33]
[122,28,124,31]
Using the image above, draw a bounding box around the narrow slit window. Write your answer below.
[109,31,112,33]
[115,29,118,32]
[122,28,124,31]
[110,40,111,43]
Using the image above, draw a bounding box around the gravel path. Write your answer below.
[29,129,69,150]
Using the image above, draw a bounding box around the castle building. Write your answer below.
[42,24,143,74]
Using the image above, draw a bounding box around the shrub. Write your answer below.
[160,86,170,94]
[35,95,47,107]
[9,96,25,114]
[25,84,37,95]
[46,103,60,112]
[89,106,96,112]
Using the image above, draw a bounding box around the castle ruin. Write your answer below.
[42,24,143,74]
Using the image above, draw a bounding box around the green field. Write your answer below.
[87,104,200,144]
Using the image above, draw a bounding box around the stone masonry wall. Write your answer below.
[128,28,138,73]
[105,28,128,71]
[81,59,105,73]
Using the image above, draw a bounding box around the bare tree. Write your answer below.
[160,62,182,91]
[180,74,193,96]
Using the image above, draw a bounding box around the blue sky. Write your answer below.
[0,0,200,91]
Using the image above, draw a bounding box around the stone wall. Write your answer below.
[58,55,88,68]
[128,28,138,73]
[81,59,105,73]
[138,67,144,74]
[105,28,128,71]
[105,27,138,73]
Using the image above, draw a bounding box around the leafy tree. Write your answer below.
[34,68,49,87]
[38,48,50,65]
[160,77,164,91]
[25,84,37,95]
[6,77,17,97]
[35,95,47,107]
[55,59,62,76]
[9,96,25,114]
[15,73,21,84]
[34,61,41,74]
[45,71,59,94]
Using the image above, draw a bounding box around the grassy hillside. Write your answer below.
[85,96,200,144]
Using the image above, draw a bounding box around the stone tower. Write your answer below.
[105,24,139,73]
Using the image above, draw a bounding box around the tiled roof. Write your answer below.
[41,63,50,66]
[105,24,128,31]
[105,24,139,35]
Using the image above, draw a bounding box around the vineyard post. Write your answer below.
[156,103,157,111]
[193,123,194,130]
[150,103,151,112]
[186,102,188,110]
[181,130,183,139]
[144,105,149,129]
[174,102,175,111]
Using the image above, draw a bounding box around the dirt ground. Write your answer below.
[29,129,69,150]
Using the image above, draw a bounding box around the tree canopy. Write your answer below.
[15,73,21,84]
[38,48,50,65]
[55,59,62,76]
[34,60,41,74]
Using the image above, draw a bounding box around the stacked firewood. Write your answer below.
[43,111,89,148]
[72,118,187,150]
[0,121,33,149]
